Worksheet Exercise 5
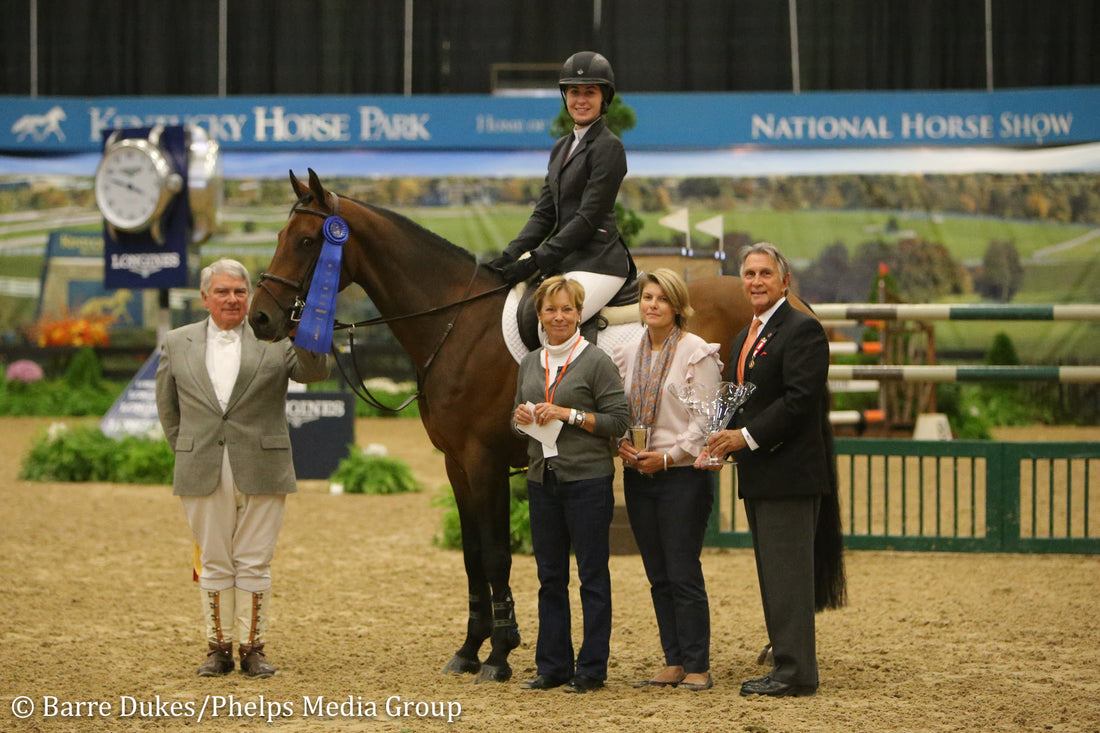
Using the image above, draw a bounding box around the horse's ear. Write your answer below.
[307,168,327,207]
[289,170,304,199]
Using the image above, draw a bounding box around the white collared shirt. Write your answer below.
[206,321,243,411]
[741,297,787,451]
[566,124,591,158]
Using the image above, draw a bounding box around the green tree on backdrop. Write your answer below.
[975,240,1024,302]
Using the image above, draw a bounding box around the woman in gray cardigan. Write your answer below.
[512,275,630,693]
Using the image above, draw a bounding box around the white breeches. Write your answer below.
[180,447,286,593]
[561,270,628,324]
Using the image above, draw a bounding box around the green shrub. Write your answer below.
[0,349,122,416]
[937,382,1055,440]
[0,379,124,416]
[19,424,173,483]
[329,447,421,494]
[936,383,991,440]
[433,472,532,555]
[64,347,103,388]
[937,333,1053,438]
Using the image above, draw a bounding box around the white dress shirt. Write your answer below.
[206,321,243,412]
[742,297,786,451]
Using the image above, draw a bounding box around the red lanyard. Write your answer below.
[544,338,581,404]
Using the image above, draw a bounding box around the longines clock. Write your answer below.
[94,125,183,244]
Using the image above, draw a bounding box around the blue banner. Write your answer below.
[100,351,161,439]
[2,87,1098,154]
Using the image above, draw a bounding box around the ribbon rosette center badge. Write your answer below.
[323,216,349,244]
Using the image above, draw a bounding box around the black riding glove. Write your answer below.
[499,257,539,286]
[485,254,513,273]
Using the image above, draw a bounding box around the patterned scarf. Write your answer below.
[629,327,682,427]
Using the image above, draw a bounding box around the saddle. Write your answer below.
[515,272,640,351]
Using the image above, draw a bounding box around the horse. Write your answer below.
[11,105,67,142]
[248,169,845,683]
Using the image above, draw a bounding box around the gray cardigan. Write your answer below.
[513,343,631,483]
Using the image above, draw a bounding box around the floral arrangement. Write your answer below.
[27,312,112,347]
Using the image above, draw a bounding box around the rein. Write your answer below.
[261,193,509,412]
[331,262,503,412]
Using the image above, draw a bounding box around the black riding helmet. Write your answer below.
[558,51,615,112]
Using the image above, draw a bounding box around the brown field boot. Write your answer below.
[238,643,276,678]
[197,589,235,676]
[197,642,234,676]
[236,589,275,677]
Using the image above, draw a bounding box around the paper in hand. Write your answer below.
[515,401,563,458]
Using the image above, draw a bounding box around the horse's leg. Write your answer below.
[441,457,493,675]
[475,459,520,683]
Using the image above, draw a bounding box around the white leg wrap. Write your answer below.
[235,588,268,647]
[202,588,235,645]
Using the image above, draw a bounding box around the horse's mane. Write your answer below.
[346,195,478,265]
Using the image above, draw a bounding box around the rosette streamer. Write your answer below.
[293,215,347,353]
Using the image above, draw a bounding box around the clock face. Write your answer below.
[94,140,176,231]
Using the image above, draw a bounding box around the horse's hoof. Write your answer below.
[475,663,512,683]
[442,654,481,675]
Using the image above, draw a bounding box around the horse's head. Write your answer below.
[248,169,339,341]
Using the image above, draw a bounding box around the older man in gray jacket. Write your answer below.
[156,258,328,678]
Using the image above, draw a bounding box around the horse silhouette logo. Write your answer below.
[11,106,67,142]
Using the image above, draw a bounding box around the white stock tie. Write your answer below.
[207,328,241,411]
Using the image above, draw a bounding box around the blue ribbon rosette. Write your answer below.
[293,215,347,353]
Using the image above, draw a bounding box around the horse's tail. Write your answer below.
[814,390,848,611]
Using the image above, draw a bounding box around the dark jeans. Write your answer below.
[624,466,714,673]
[527,470,614,680]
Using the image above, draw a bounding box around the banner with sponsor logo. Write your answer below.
[38,230,150,327]
[101,126,194,290]
[286,392,355,479]
[2,87,1098,155]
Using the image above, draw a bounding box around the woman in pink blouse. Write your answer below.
[615,268,723,692]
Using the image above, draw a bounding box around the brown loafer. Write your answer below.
[197,642,234,676]
[238,643,276,678]
[678,674,714,691]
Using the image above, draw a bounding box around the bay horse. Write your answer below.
[248,169,845,683]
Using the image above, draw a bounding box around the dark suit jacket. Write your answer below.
[728,299,831,500]
[155,319,329,497]
[502,117,631,277]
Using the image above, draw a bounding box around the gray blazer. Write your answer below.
[155,319,330,496]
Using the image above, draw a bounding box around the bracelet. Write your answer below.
[569,408,577,425]
[663,453,669,470]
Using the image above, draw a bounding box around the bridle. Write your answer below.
[257,191,508,411]
[256,193,338,324]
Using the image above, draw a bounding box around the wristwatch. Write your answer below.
[94,125,184,243]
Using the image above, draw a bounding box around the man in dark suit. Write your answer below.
[156,258,328,678]
[489,51,634,325]
[699,242,831,697]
